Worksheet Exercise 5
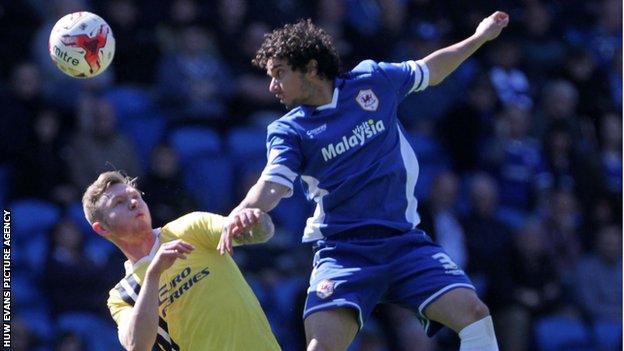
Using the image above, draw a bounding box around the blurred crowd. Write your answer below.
[0,0,621,350]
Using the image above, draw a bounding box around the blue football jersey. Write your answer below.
[261,60,430,242]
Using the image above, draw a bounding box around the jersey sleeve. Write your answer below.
[161,212,227,249]
[376,60,429,98]
[107,288,133,346]
[259,120,301,197]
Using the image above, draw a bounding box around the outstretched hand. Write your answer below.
[217,208,263,255]
[148,240,195,275]
[475,11,509,42]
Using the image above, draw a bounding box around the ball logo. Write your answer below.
[316,279,335,299]
[356,89,379,111]
[60,24,110,74]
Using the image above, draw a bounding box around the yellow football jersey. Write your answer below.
[107,212,281,351]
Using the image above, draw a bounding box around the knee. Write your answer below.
[307,339,333,351]
[468,298,490,322]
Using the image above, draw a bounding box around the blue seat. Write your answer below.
[592,319,622,351]
[169,127,221,166]
[534,315,593,351]
[18,307,54,344]
[183,156,234,213]
[66,202,94,238]
[120,116,166,170]
[13,269,45,309]
[22,231,48,274]
[226,126,267,160]
[405,132,450,200]
[271,190,312,244]
[10,199,60,241]
[104,86,155,120]
[57,312,119,351]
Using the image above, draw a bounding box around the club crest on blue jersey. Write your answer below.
[356,89,379,111]
[316,279,335,299]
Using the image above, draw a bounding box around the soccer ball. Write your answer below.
[48,12,115,78]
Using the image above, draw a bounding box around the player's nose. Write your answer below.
[269,78,280,93]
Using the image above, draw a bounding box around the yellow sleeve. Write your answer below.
[107,288,133,345]
[161,212,227,249]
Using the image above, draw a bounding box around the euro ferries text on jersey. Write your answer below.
[321,119,386,162]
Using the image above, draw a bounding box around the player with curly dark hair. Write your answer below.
[252,19,340,82]
[221,12,510,351]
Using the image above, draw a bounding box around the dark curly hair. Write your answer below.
[252,19,341,80]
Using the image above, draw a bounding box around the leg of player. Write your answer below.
[304,308,359,351]
[423,288,499,351]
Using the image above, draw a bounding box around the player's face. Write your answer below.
[99,183,152,237]
[266,58,310,108]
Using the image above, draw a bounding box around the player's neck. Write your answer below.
[114,228,157,264]
[307,79,334,106]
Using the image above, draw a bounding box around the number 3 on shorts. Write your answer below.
[432,252,459,270]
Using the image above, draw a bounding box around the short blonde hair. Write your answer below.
[82,171,137,224]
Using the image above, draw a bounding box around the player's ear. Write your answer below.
[92,221,110,237]
[305,59,319,78]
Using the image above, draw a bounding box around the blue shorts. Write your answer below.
[303,228,475,337]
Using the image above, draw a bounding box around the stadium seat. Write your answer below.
[13,268,45,309]
[592,319,622,351]
[10,199,60,241]
[18,308,54,344]
[226,126,267,159]
[405,131,451,200]
[104,86,156,121]
[183,156,234,213]
[534,315,593,351]
[169,127,221,166]
[120,116,167,170]
[22,231,48,274]
[66,201,94,237]
[57,312,119,351]
[271,189,312,244]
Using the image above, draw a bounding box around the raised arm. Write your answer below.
[119,240,194,351]
[218,179,290,254]
[423,11,509,86]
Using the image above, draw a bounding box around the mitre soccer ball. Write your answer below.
[48,12,115,78]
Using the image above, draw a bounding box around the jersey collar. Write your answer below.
[315,86,339,111]
[124,228,161,276]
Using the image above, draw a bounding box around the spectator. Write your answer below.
[418,171,468,268]
[574,224,622,322]
[156,25,233,126]
[519,2,567,77]
[497,217,564,351]
[488,41,532,109]
[43,217,114,318]
[0,62,44,165]
[543,190,583,282]
[142,144,196,225]
[481,104,545,219]
[462,173,513,312]
[66,95,143,189]
[54,331,85,351]
[438,75,499,173]
[13,108,77,204]
[102,0,160,85]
